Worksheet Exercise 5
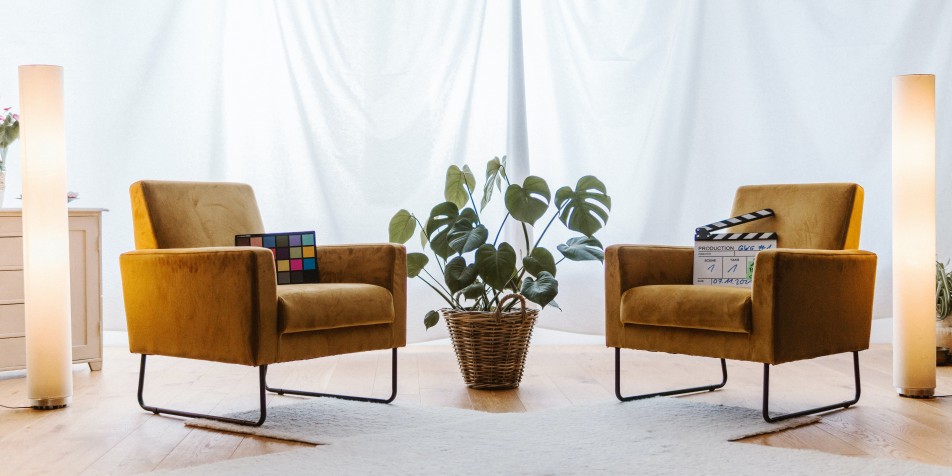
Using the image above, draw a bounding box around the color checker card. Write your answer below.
[235,231,319,285]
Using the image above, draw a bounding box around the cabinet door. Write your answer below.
[69,215,102,362]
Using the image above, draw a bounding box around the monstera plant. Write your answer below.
[388,156,611,329]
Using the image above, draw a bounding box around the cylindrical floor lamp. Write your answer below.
[892,74,936,398]
[19,65,73,409]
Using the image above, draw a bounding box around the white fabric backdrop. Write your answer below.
[520,0,952,334]
[1,1,951,343]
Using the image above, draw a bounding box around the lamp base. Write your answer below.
[29,396,70,410]
[896,387,935,399]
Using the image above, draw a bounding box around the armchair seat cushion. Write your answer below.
[278,283,395,334]
[620,285,752,334]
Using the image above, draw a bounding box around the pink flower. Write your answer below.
[11,114,17,121]
[2,107,9,111]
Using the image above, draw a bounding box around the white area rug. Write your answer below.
[171,398,948,475]
[185,397,485,445]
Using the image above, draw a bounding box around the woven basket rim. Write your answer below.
[440,307,540,323]
[439,307,541,314]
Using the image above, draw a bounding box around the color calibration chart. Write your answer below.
[235,231,320,284]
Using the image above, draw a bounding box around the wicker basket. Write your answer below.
[442,294,539,390]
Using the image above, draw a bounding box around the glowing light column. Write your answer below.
[19,65,73,409]
[892,74,936,398]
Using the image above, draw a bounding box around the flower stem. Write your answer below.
[416,275,456,308]
[532,207,563,251]
[413,215,446,275]
[493,213,510,246]
[464,182,481,225]
[422,268,454,302]
[521,222,531,254]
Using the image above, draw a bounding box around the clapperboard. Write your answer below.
[693,209,776,287]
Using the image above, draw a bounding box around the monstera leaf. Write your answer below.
[554,176,611,237]
[448,209,488,254]
[406,252,429,278]
[425,202,460,259]
[445,165,477,210]
[475,243,517,291]
[444,256,479,294]
[388,209,416,244]
[505,176,551,225]
[557,236,605,262]
[481,156,508,211]
[523,246,557,277]
[424,310,440,330]
[461,281,487,299]
[520,271,558,308]
[419,227,429,250]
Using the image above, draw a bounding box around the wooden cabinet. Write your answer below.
[0,209,104,372]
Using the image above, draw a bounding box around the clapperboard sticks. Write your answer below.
[694,208,776,241]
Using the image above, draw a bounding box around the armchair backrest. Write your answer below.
[130,180,265,249]
[728,183,863,250]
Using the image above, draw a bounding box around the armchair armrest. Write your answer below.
[316,243,407,347]
[120,247,278,366]
[605,245,694,346]
[750,249,877,364]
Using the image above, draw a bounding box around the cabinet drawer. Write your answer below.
[0,217,22,235]
[0,304,24,338]
[0,336,26,371]
[0,236,23,267]
[0,270,24,301]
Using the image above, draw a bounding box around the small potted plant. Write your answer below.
[0,106,20,207]
[388,156,611,388]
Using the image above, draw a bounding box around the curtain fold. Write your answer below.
[2,1,950,341]
[220,1,510,342]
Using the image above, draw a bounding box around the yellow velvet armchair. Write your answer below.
[606,183,877,422]
[120,180,406,426]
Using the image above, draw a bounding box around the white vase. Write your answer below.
[0,169,5,208]
[938,317,952,349]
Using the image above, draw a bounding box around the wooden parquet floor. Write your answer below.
[1,343,951,474]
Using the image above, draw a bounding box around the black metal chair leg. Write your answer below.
[137,354,268,427]
[615,347,727,402]
[266,348,398,404]
[762,350,861,423]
